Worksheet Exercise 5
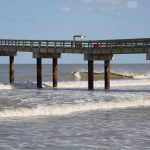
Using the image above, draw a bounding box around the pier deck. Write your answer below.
[0,38,150,54]
[1,38,150,90]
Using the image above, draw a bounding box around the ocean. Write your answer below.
[0,64,150,150]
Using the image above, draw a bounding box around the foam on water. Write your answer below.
[1,65,150,149]
[0,99,150,118]
[72,71,150,80]
[0,78,150,118]
[122,72,150,79]
[0,78,150,90]
[44,79,150,89]
[0,83,14,90]
[73,72,81,81]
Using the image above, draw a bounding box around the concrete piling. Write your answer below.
[37,58,42,88]
[9,56,14,83]
[88,60,94,90]
[33,52,61,89]
[53,58,58,87]
[104,60,110,90]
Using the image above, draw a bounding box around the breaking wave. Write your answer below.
[0,99,150,118]
[0,78,150,90]
[0,83,14,90]
[72,71,150,80]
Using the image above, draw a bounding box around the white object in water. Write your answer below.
[74,72,81,81]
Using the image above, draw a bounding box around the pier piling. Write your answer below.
[33,52,61,88]
[9,56,14,83]
[104,60,110,90]
[53,58,58,87]
[88,60,94,90]
[37,58,42,88]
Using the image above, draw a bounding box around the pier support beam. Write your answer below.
[9,56,14,83]
[53,58,58,87]
[88,60,94,90]
[37,58,42,88]
[85,54,113,90]
[104,60,110,90]
[33,52,61,89]
[0,51,17,83]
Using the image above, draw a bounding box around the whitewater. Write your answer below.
[0,64,150,150]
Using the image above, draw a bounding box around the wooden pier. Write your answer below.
[0,38,150,90]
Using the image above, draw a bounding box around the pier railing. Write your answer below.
[0,38,150,50]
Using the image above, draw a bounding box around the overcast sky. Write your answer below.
[0,0,150,64]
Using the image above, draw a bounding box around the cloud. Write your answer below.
[60,7,73,12]
[80,0,119,4]
[59,0,141,13]
[80,0,94,2]
[60,7,93,13]
[127,1,140,9]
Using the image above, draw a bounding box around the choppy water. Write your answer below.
[0,64,150,150]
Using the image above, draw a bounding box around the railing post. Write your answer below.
[88,60,94,90]
[9,56,14,83]
[37,58,42,88]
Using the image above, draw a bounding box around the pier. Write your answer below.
[0,38,150,90]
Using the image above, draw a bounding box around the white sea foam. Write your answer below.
[73,72,81,81]
[0,99,150,118]
[44,79,150,89]
[0,79,150,90]
[0,83,14,90]
[124,72,150,79]
[73,71,150,80]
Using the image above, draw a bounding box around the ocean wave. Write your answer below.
[0,99,150,118]
[0,83,14,90]
[72,71,150,80]
[0,81,37,90]
[0,79,150,90]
